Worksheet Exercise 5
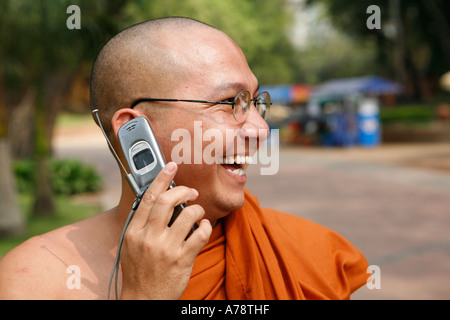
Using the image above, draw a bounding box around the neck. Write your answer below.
[115,177,227,231]
[114,178,138,228]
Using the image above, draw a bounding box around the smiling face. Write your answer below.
[139,28,269,223]
[92,18,270,224]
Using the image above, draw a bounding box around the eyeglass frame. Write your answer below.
[129,90,271,122]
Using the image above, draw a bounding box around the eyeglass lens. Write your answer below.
[233,91,270,122]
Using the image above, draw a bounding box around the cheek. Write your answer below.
[164,121,230,165]
[173,163,218,193]
[154,117,231,186]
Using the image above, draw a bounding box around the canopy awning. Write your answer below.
[311,76,403,99]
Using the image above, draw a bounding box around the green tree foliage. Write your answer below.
[14,158,102,196]
[0,0,127,218]
[293,15,379,84]
[0,0,299,223]
[306,0,450,100]
[123,0,299,84]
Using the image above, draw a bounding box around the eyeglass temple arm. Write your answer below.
[130,98,233,109]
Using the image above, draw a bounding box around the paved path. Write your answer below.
[245,145,450,299]
[54,121,450,299]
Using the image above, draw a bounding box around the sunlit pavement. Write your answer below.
[55,123,450,299]
[246,144,450,300]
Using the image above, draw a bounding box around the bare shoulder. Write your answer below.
[0,232,68,299]
[0,210,117,299]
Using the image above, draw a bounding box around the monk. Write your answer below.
[0,17,368,299]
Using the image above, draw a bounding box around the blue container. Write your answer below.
[358,98,381,147]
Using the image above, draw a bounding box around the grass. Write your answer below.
[56,112,93,127]
[0,194,100,258]
[380,104,435,125]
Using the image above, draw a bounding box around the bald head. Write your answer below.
[90,17,264,223]
[90,17,230,135]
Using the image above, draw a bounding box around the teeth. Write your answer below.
[226,168,246,176]
[219,155,254,165]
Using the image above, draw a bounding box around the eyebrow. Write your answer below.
[215,81,260,96]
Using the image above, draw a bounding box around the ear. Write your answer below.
[111,108,141,140]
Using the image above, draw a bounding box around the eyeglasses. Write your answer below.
[130,90,271,122]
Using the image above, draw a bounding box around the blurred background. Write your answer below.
[0,0,449,299]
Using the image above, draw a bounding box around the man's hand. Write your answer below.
[120,162,212,299]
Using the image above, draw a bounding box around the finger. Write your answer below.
[125,189,156,232]
[168,203,205,242]
[182,219,212,257]
[127,162,178,231]
[147,161,178,197]
[146,186,199,231]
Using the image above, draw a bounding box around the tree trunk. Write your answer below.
[0,140,26,237]
[9,87,36,159]
[0,72,26,236]
[31,81,54,217]
[30,71,73,217]
[421,0,450,70]
[32,155,54,217]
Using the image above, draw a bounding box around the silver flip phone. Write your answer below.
[118,117,166,195]
[93,112,196,299]
[118,116,193,230]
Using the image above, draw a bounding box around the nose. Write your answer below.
[238,104,270,143]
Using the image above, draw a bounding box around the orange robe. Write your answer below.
[181,189,368,300]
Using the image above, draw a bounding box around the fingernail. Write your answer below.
[191,188,199,198]
[164,162,177,173]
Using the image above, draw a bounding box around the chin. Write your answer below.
[175,161,248,220]
[202,187,246,221]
